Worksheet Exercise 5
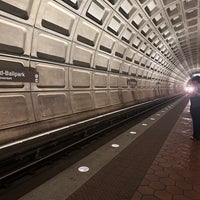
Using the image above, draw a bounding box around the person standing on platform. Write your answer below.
[188,76,200,141]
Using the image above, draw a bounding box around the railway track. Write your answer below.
[0,94,183,187]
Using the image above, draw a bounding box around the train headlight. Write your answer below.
[184,86,195,93]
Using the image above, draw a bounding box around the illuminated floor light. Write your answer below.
[150,118,155,121]
[111,144,120,148]
[142,123,148,126]
[130,131,137,134]
[161,110,165,113]
[78,166,89,172]
[156,113,161,116]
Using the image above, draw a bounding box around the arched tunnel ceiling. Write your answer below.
[102,0,200,79]
[157,0,200,76]
[0,0,199,82]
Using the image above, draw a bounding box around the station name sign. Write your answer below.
[0,60,39,83]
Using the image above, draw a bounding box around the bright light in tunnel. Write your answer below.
[192,73,200,77]
[184,86,195,93]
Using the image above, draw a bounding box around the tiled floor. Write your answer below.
[132,104,200,200]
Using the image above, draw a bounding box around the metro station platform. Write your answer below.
[132,103,200,200]
[16,98,200,200]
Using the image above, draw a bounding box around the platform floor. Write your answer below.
[19,98,200,200]
[64,98,199,200]
[132,103,200,200]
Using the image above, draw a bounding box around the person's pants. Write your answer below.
[190,107,200,140]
